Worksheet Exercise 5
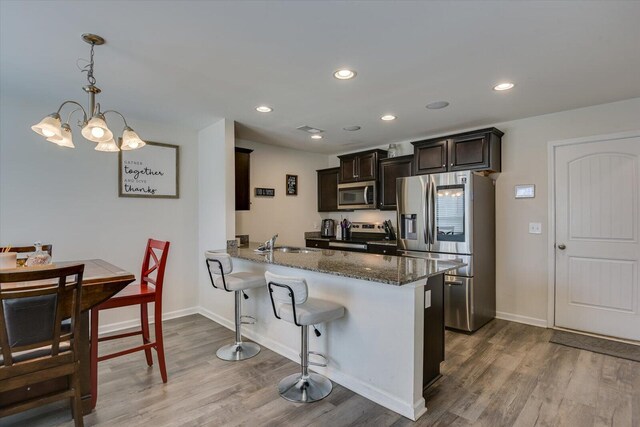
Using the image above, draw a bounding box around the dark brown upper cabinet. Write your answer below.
[413,139,448,175]
[235,147,253,210]
[412,127,503,174]
[338,149,388,183]
[378,155,413,210]
[317,167,339,212]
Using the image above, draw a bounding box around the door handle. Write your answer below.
[557,244,566,250]
[424,179,430,245]
[445,281,464,286]
[430,180,436,244]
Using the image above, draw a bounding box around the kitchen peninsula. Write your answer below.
[221,243,463,420]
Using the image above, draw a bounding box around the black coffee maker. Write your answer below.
[321,219,336,237]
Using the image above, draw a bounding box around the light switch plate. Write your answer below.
[425,290,431,308]
[529,222,542,234]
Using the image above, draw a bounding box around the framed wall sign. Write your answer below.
[255,188,275,197]
[286,174,298,196]
[119,141,179,198]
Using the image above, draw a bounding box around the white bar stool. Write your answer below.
[265,271,345,403]
[205,251,264,361]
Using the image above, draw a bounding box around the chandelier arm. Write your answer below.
[66,108,85,127]
[55,101,88,123]
[102,110,130,129]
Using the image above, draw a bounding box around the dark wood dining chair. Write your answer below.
[0,264,85,427]
[90,238,170,408]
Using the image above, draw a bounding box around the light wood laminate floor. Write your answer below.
[4,315,639,426]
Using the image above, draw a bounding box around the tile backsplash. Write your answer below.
[322,210,397,227]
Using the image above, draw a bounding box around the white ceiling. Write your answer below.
[1,1,639,154]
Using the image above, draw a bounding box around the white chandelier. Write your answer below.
[31,33,145,152]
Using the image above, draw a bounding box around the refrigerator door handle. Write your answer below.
[430,180,436,245]
[423,178,430,245]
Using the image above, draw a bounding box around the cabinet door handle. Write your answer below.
[442,164,445,167]
[450,163,454,166]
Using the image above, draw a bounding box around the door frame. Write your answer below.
[546,130,640,329]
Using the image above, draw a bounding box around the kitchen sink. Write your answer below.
[274,246,320,254]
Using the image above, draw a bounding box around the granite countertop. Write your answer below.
[225,243,463,286]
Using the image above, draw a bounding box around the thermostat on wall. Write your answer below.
[515,184,535,199]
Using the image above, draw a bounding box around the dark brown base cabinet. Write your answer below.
[423,273,445,392]
[316,167,340,212]
[412,127,503,175]
[366,243,398,255]
[378,155,413,210]
[305,239,329,249]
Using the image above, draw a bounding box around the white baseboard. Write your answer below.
[98,307,199,335]
[197,306,423,420]
[321,363,425,420]
[495,311,548,328]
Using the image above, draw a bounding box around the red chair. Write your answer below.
[90,239,170,408]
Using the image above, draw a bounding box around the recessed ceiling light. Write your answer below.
[311,134,323,140]
[493,82,515,91]
[426,101,450,110]
[333,69,357,80]
[343,125,361,131]
[256,105,273,113]
[381,115,396,121]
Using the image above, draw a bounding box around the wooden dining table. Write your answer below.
[0,259,135,415]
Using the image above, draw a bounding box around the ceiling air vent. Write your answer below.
[296,125,324,134]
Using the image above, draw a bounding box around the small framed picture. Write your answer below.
[255,188,275,197]
[286,174,298,196]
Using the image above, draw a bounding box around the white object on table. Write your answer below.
[0,252,17,270]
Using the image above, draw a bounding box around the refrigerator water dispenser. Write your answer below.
[400,214,417,240]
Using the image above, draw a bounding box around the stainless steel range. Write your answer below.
[328,222,387,252]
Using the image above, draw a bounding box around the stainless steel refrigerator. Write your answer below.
[396,171,495,332]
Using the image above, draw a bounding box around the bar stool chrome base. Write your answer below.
[216,341,260,361]
[278,372,333,403]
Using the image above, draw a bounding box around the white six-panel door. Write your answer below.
[554,133,640,341]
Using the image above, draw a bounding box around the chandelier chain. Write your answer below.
[81,42,97,86]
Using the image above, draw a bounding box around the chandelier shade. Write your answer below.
[31,114,63,140]
[95,138,120,152]
[81,115,114,143]
[49,124,75,148]
[121,127,146,150]
[31,33,144,153]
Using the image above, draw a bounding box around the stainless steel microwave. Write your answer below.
[337,180,376,210]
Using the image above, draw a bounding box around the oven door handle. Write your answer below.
[329,241,368,250]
